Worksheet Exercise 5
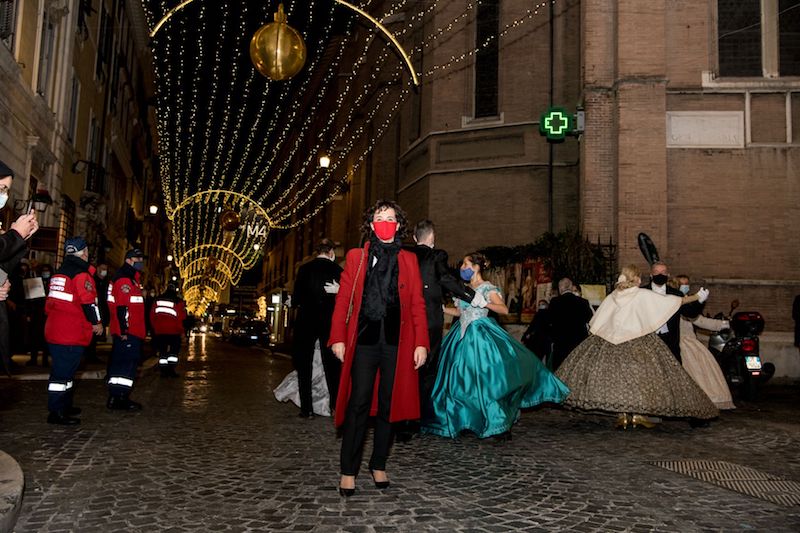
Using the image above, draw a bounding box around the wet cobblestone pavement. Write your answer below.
[1,335,800,532]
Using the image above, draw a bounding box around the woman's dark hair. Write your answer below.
[464,251,490,272]
[360,199,409,241]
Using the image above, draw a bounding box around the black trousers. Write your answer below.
[153,334,182,368]
[292,319,340,415]
[340,341,397,476]
[417,326,442,425]
[107,335,142,397]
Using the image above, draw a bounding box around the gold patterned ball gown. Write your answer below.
[555,287,719,420]
[679,315,735,410]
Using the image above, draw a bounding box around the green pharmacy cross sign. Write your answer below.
[540,107,573,142]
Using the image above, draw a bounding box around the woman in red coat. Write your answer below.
[329,200,429,497]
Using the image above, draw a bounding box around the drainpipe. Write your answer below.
[547,0,555,233]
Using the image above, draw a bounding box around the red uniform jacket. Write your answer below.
[108,271,146,339]
[328,244,430,428]
[44,269,99,346]
[149,297,187,335]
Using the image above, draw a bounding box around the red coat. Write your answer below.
[150,297,187,335]
[328,244,430,428]
[108,272,146,339]
[44,270,99,346]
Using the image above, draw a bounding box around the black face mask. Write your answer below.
[652,274,668,286]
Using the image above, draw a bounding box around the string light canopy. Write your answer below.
[143,0,555,312]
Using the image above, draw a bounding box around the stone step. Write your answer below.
[0,451,23,533]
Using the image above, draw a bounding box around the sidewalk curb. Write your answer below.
[0,450,23,533]
[0,358,158,381]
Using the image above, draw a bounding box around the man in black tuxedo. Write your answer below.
[547,278,593,370]
[291,238,343,418]
[396,220,476,440]
[642,261,706,363]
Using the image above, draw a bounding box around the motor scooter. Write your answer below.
[707,300,775,401]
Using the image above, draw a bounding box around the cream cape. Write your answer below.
[589,286,681,345]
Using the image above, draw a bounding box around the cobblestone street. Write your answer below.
[1,335,800,532]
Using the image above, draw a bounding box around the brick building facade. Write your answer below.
[581,0,799,335]
[263,1,799,361]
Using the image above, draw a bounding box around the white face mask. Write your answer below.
[0,194,8,209]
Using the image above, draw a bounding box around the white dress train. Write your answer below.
[679,315,735,410]
[273,341,332,416]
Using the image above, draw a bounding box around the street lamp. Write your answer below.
[148,204,159,215]
[15,189,53,214]
[318,151,331,168]
[32,189,53,212]
[166,254,173,262]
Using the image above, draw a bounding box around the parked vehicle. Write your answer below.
[708,301,775,401]
[228,320,271,347]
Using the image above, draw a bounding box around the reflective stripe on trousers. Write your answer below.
[108,376,134,388]
[48,381,74,392]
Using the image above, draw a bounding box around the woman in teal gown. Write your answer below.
[423,253,570,439]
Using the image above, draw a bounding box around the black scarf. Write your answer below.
[360,234,401,321]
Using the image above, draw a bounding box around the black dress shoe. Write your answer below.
[107,396,143,411]
[395,431,414,443]
[67,406,82,416]
[298,411,315,419]
[47,412,80,425]
[338,486,355,497]
[124,398,143,411]
[689,418,710,428]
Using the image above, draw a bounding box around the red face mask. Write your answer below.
[372,221,399,241]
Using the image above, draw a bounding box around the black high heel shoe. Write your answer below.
[339,476,356,497]
[369,469,390,489]
[338,486,355,497]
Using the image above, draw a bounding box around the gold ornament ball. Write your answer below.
[220,209,241,232]
[250,4,307,81]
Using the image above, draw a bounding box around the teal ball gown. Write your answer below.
[423,282,570,439]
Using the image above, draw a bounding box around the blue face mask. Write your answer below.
[679,284,690,295]
[460,268,475,281]
[133,261,144,271]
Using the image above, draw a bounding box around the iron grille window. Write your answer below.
[36,11,56,97]
[67,74,80,143]
[96,5,112,79]
[475,0,500,118]
[0,0,16,48]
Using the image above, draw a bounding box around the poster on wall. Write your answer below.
[519,261,538,324]
[580,284,607,309]
[488,263,523,324]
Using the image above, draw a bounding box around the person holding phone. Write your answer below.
[0,160,39,374]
